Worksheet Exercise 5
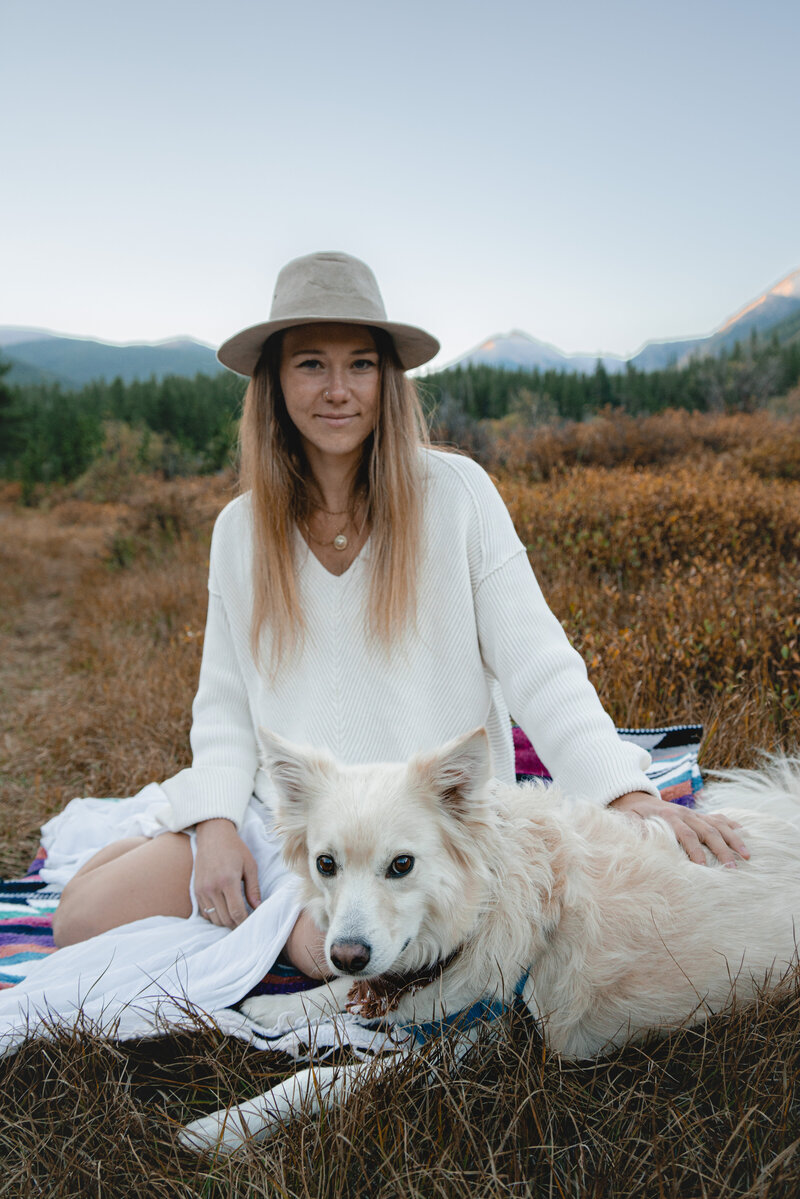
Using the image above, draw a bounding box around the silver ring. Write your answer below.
[203,906,216,915]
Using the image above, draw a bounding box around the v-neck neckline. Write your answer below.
[296,526,372,581]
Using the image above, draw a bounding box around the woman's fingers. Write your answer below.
[673,815,735,866]
[194,819,261,927]
[222,881,250,927]
[610,792,750,866]
[242,846,262,912]
[697,811,750,861]
[676,810,750,866]
[205,861,260,928]
[198,872,259,928]
[198,894,228,926]
[197,885,242,927]
[667,815,707,865]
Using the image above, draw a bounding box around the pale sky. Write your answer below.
[3,0,798,367]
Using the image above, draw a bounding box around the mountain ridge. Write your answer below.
[437,266,800,376]
[3,265,799,386]
[0,329,224,388]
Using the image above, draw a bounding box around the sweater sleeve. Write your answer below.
[466,469,658,806]
[158,515,259,832]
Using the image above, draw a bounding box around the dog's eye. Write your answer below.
[316,855,337,877]
[388,855,414,878]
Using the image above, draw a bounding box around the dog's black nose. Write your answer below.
[330,940,372,973]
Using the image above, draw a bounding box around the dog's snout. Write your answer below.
[330,940,372,974]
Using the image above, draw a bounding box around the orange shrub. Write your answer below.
[482,408,800,481]
[498,463,800,586]
[493,461,800,760]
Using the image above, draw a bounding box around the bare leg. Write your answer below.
[282,908,330,979]
[52,832,193,947]
[64,836,151,878]
[52,832,331,981]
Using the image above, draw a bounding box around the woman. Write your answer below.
[52,251,748,966]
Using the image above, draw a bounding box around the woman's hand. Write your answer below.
[194,818,262,927]
[609,791,750,867]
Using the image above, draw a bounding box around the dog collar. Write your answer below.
[345,947,463,1019]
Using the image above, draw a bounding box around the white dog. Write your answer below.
[180,729,800,1153]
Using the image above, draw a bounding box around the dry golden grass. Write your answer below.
[482,405,800,482]
[496,460,800,761]
[3,992,800,1197]
[0,426,799,1195]
[0,474,233,875]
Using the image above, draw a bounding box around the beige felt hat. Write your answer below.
[217,251,440,376]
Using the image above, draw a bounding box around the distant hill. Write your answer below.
[0,328,225,387]
[0,327,61,347]
[627,337,707,372]
[440,266,800,376]
[4,265,800,387]
[437,330,630,376]
[767,305,800,347]
[0,354,63,386]
[674,267,800,364]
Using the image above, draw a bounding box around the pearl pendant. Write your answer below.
[333,533,348,551]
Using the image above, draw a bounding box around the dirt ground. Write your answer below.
[0,480,228,875]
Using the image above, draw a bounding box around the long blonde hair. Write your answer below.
[238,327,430,671]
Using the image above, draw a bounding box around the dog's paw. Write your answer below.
[241,976,353,1028]
[178,1110,246,1155]
[179,1103,280,1155]
[239,992,302,1026]
[239,994,279,1024]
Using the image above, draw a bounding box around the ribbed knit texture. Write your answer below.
[159,450,656,831]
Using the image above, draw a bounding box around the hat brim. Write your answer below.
[217,316,440,375]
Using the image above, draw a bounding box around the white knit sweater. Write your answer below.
[160,449,655,831]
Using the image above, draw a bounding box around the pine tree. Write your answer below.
[0,355,22,464]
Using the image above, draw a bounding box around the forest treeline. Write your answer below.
[1,327,799,499]
[0,365,247,498]
[419,329,800,425]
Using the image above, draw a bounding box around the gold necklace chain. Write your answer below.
[314,505,350,517]
[304,505,367,552]
[303,520,351,551]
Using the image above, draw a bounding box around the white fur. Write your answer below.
[181,734,800,1153]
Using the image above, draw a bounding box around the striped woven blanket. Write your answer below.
[0,724,704,994]
[513,722,704,806]
[0,855,61,989]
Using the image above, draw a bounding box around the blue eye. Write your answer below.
[352,358,377,371]
[316,855,336,876]
[387,855,414,878]
[299,358,323,370]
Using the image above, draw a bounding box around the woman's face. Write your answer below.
[279,323,380,474]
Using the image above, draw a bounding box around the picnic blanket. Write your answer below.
[0,794,400,1062]
[513,722,704,806]
[0,725,704,1059]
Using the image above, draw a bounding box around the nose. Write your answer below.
[323,367,349,402]
[330,939,372,974]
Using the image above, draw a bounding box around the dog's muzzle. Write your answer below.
[330,939,371,974]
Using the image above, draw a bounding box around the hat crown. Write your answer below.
[270,252,388,324]
[217,250,440,375]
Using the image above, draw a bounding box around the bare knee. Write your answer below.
[52,832,193,948]
[52,880,98,947]
[283,909,331,980]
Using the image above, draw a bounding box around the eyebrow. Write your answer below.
[289,347,378,357]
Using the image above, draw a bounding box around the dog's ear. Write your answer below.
[258,729,337,866]
[409,727,492,823]
[259,729,335,803]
